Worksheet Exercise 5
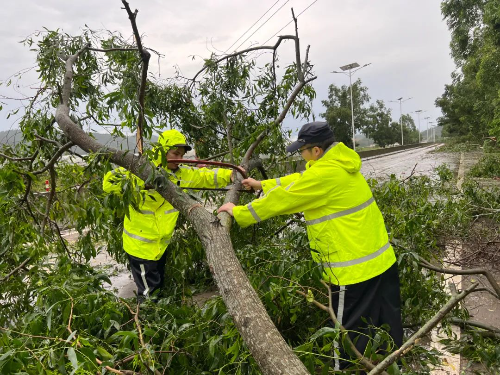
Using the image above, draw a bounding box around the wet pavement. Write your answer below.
[361,144,459,180]
[60,229,136,299]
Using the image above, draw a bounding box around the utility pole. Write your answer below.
[423,116,431,142]
[411,110,425,143]
[331,62,372,151]
[429,121,436,142]
[390,97,412,145]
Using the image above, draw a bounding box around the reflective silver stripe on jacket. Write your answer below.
[139,264,150,297]
[306,197,374,226]
[334,285,346,371]
[139,210,155,215]
[275,178,281,186]
[285,181,295,191]
[214,168,219,188]
[265,185,279,196]
[164,209,178,215]
[123,228,156,243]
[247,202,261,222]
[320,242,391,268]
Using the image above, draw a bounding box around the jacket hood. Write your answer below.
[153,129,192,166]
[307,142,361,173]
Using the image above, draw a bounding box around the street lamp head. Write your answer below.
[340,62,360,71]
[362,63,372,68]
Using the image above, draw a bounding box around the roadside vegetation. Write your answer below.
[1,1,500,374]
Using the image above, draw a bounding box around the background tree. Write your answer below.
[401,114,419,144]
[437,0,500,139]
[365,100,399,148]
[320,79,370,147]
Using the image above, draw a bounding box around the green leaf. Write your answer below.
[66,330,77,343]
[111,330,138,339]
[306,289,314,303]
[209,336,222,357]
[309,327,337,342]
[67,347,78,370]
[97,346,113,360]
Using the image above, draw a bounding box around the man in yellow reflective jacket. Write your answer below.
[218,122,403,371]
[104,129,233,300]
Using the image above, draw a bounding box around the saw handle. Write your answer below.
[166,159,248,179]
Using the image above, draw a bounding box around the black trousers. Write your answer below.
[330,262,403,372]
[128,250,168,300]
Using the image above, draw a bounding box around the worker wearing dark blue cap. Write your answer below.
[219,121,402,371]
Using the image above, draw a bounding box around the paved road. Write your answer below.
[361,144,459,180]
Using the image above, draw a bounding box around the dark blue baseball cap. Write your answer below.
[286,121,334,153]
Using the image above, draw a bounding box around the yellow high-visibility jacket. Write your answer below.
[233,142,395,285]
[103,165,232,260]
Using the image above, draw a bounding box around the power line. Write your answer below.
[233,0,291,52]
[262,0,319,45]
[224,0,282,54]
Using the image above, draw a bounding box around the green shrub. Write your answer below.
[469,154,500,178]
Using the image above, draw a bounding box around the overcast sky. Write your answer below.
[0,0,455,137]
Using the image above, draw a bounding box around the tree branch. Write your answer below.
[41,166,56,236]
[302,45,311,76]
[419,258,500,299]
[54,38,310,375]
[89,47,138,52]
[291,9,303,82]
[222,112,234,164]
[32,141,74,175]
[0,152,33,161]
[217,15,316,229]
[296,283,387,374]
[190,35,298,85]
[0,257,32,282]
[52,220,73,260]
[449,317,500,334]
[60,44,90,105]
[119,300,161,375]
[121,0,151,155]
[367,282,479,375]
[34,134,62,147]
[323,281,385,374]
[241,76,317,167]
[205,150,229,161]
[18,149,40,207]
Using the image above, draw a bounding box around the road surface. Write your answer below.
[361,144,459,180]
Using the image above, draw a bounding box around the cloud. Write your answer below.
[0,0,456,132]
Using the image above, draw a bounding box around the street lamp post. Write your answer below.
[428,121,436,142]
[423,116,431,142]
[411,110,425,143]
[389,97,412,145]
[331,62,371,151]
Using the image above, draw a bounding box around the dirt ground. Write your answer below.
[459,152,500,331]
[456,151,500,374]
